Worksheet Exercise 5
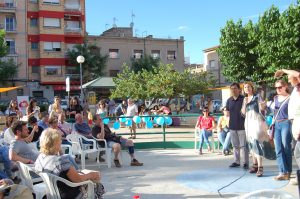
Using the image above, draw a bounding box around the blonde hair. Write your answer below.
[40,128,61,155]
[243,81,255,93]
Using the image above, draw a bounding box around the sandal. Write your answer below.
[256,167,263,177]
[249,164,258,174]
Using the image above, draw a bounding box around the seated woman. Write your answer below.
[195,107,216,155]
[217,108,231,155]
[48,117,71,146]
[35,128,105,199]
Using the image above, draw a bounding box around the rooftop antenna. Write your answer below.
[130,11,135,28]
[135,29,139,37]
[113,17,118,28]
[105,23,109,30]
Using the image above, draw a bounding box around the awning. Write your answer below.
[82,77,115,89]
[0,86,23,93]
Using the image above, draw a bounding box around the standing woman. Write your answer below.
[241,82,267,177]
[49,96,62,118]
[26,99,40,120]
[5,100,22,118]
[272,80,292,181]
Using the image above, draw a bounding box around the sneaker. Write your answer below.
[130,159,143,166]
[243,163,249,170]
[229,162,240,168]
[114,159,121,168]
[97,154,106,163]
[290,178,298,185]
[274,173,290,181]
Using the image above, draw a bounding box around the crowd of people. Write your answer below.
[0,96,148,198]
[195,69,300,183]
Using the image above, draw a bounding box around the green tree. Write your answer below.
[66,39,108,82]
[131,55,160,73]
[0,30,18,85]
[218,2,300,85]
[111,64,215,106]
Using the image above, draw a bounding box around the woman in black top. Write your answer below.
[67,97,83,119]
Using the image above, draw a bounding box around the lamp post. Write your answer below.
[76,55,85,102]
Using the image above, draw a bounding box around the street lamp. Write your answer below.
[76,55,85,102]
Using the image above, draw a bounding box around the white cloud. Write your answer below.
[177,26,189,31]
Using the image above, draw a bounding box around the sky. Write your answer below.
[86,0,296,64]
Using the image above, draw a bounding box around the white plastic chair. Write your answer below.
[194,128,219,153]
[66,134,99,169]
[17,161,47,199]
[92,137,112,168]
[39,172,94,199]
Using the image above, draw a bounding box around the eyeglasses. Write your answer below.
[275,86,283,90]
[203,110,208,112]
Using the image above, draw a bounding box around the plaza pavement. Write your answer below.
[82,125,299,199]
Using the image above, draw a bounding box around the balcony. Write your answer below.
[0,1,16,12]
[65,27,82,36]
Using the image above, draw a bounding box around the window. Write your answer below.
[209,60,216,68]
[44,42,61,51]
[109,49,119,59]
[45,66,62,76]
[30,0,38,3]
[65,67,78,74]
[32,66,40,74]
[43,0,60,5]
[5,17,16,31]
[5,0,14,8]
[65,0,80,9]
[109,70,119,77]
[151,50,160,59]
[44,18,60,28]
[167,51,176,60]
[31,42,39,50]
[133,50,143,59]
[6,40,15,54]
[30,18,38,27]
[65,21,80,30]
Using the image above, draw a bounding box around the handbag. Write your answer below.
[268,96,290,141]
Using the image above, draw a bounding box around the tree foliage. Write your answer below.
[131,55,160,73]
[111,63,215,102]
[66,39,108,82]
[0,30,18,84]
[218,2,300,85]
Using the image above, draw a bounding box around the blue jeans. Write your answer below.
[0,145,12,178]
[198,129,212,150]
[218,131,231,152]
[274,120,292,174]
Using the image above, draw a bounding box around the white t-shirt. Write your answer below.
[288,87,300,120]
[126,104,138,116]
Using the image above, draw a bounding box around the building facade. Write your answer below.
[87,27,185,76]
[0,0,85,100]
[203,45,229,100]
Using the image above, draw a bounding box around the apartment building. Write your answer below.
[0,0,85,100]
[87,27,185,76]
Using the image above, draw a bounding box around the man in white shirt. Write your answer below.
[126,98,138,139]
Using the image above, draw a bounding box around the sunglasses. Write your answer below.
[275,86,283,90]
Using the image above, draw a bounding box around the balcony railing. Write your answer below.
[0,2,16,12]
[0,23,17,32]
[1,55,18,65]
